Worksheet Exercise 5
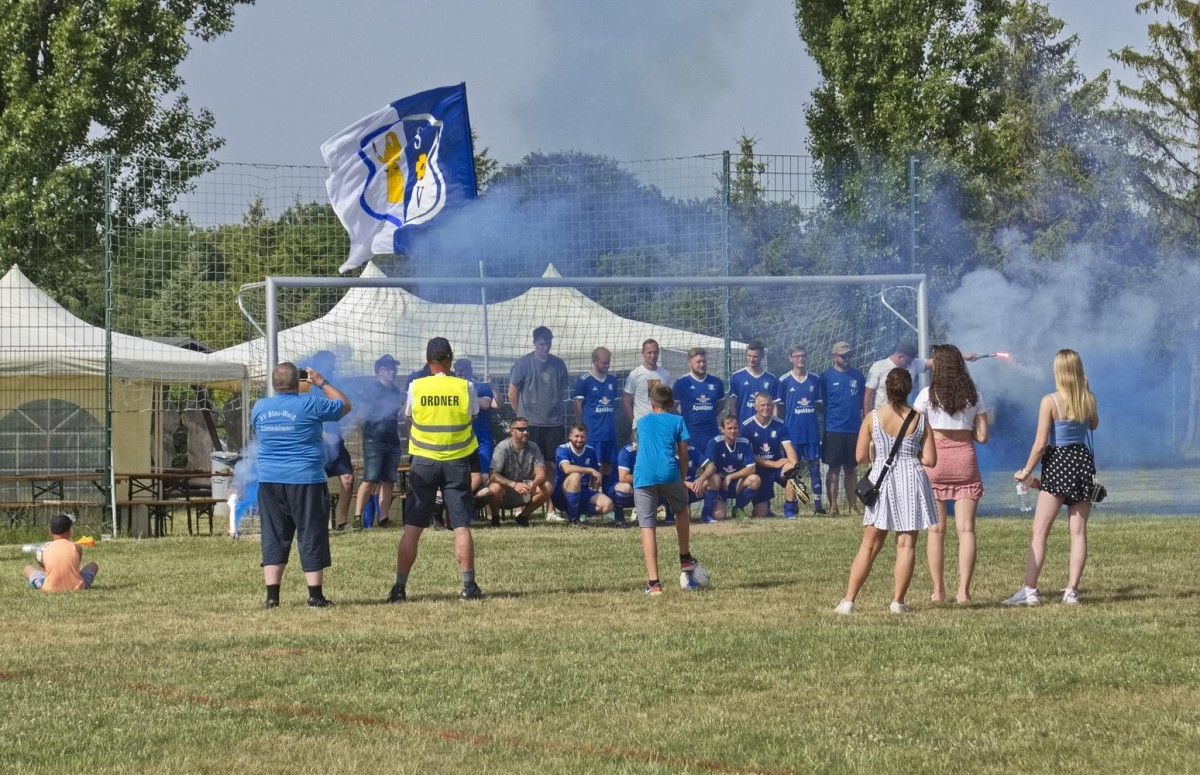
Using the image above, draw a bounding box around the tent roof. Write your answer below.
[0,265,248,383]
[214,262,738,380]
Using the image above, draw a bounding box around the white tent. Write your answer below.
[0,264,249,477]
[215,263,738,380]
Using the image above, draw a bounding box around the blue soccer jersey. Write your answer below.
[703,434,755,477]
[473,380,495,449]
[741,416,791,465]
[729,368,780,424]
[554,442,601,491]
[820,367,866,434]
[779,371,823,446]
[573,372,619,442]
[673,373,725,442]
[616,442,638,479]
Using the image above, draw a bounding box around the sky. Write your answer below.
[178,0,1155,169]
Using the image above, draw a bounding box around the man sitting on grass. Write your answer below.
[23,513,99,592]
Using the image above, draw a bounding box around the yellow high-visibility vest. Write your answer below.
[408,374,478,461]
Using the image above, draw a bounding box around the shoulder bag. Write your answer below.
[854,409,918,509]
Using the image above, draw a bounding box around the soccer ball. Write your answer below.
[680,563,712,590]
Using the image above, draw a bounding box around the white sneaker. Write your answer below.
[888,601,911,614]
[834,599,854,615]
[1002,587,1040,606]
[545,510,567,523]
[1061,588,1080,605]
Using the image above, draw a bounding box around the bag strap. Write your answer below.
[868,409,918,488]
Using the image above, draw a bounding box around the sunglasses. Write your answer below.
[511,426,530,433]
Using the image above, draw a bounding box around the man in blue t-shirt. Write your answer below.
[252,362,351,608]
[696,414,760,520]
[742,392,799,518]
[729,339,780,424]
[551,424,614,525]
[778,344,826,515]
[574,346,621,488]
[633,384,702,595]
[819,341,866,515]
[673,346,725,446]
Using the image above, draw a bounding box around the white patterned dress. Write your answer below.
[862,410,938,532]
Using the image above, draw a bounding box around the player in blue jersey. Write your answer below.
[606,441,638,528]
[574,346,621,488]
[742,392,799,518]
[552,424,614,526]
[454,358,496,505]
[778,345,826,515]
[820,341,866,515]
[695,415,760,520]
[673,346,725,444]
[729,340,781,424]
[682,439,720,522]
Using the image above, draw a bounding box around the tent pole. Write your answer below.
[479,260,491,377]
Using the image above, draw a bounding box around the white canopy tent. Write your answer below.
[215,263,739,381]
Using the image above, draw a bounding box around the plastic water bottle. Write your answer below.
[1016,482,1032,513]
[21,543,38,554]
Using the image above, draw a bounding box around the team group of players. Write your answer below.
[561,337,872,527]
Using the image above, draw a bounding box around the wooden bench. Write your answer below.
[0,501,105,528]
[116,499,221,537]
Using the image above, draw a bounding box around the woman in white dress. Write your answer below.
[835,368,938,615]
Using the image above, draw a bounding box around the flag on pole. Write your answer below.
[321,83,477,273]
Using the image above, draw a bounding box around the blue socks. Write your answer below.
[566,490,582,521]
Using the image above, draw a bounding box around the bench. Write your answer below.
[0,501,105,528]
[116,499,222,537]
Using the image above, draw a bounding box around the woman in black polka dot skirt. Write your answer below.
[1003,349,1100,607]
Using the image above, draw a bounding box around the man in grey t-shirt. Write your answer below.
[486,418,551,526]
[507,326,570,471]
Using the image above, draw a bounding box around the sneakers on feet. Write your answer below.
[613,515,629,528]
[888,601,911,614]
[386,584,407,604]
[377,517,391,528]
[1061,588,1081,605]
[514,513,531,527]
[642,581,663,596]
[814,506,828,515]
[834,599,854,615]
[460,582,484,601]
[680,557,699,573]
[545,511,567,523]
[783,502,798,519]
[701,514,717,523]
[1002,587,1040,607]
[732,507,749,521]
[263,597,280,609]
[568,519,587,529]
[307,597,334,608]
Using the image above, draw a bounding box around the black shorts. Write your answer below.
[324,440,353,478]
[529,425,565,465]
[406,457,474,529]
[258,481,331,572]
[823,431,858,468]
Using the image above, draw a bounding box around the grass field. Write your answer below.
[3,473,1199,774]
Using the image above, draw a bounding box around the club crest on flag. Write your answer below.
[322,83,477,273]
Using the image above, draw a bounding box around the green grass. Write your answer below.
[3,505,1200,774]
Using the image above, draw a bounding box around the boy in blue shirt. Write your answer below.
[634,384,703,595]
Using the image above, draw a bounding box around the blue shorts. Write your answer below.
[753,467,781,503]
[790,441,821,462]
[477,442,494,475]
[592,440,616,467]
[551,488,604,514]
[28,567,97,590]
[362,441,402,483]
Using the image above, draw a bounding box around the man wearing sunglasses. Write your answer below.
[486,419,551,527]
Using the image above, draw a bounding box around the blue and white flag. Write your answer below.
[321,83,477,273]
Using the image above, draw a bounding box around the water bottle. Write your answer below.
[21,543,38,554]
[1015,482,1032,513]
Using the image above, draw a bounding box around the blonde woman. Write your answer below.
[1004,349,1100,607]
[835,368,938,615]
[914,344,988,604]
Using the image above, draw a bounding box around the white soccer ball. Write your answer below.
[680,563,712,589]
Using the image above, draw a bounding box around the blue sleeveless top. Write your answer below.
[1048,395,1089,447]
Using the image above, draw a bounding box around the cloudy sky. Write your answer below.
[179,0,1153,168]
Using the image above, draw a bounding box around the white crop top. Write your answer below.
[913,387,988,431]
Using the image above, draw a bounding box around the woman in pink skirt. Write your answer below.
[914,344,989,603]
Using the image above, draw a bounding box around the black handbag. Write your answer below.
[1087,429,1107,503]
[855,409,918,509]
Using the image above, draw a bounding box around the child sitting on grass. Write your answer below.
[23,513,99,592]
[634,384,703,595]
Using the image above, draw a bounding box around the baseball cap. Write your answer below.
[426,337,453,361]
[832,341,853,355]
[896,342,918,358]
[49,513,76,535]
[374,354,398,371]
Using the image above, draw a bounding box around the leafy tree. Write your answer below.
[1112,0,1200,240]
[0,0,252,319]
[470,129,499,193]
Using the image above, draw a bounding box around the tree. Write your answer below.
[0,0,252,319]
[1112,1,1200,239]
[471,129,499,193]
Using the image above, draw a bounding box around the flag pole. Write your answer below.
[479,260,491,377]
